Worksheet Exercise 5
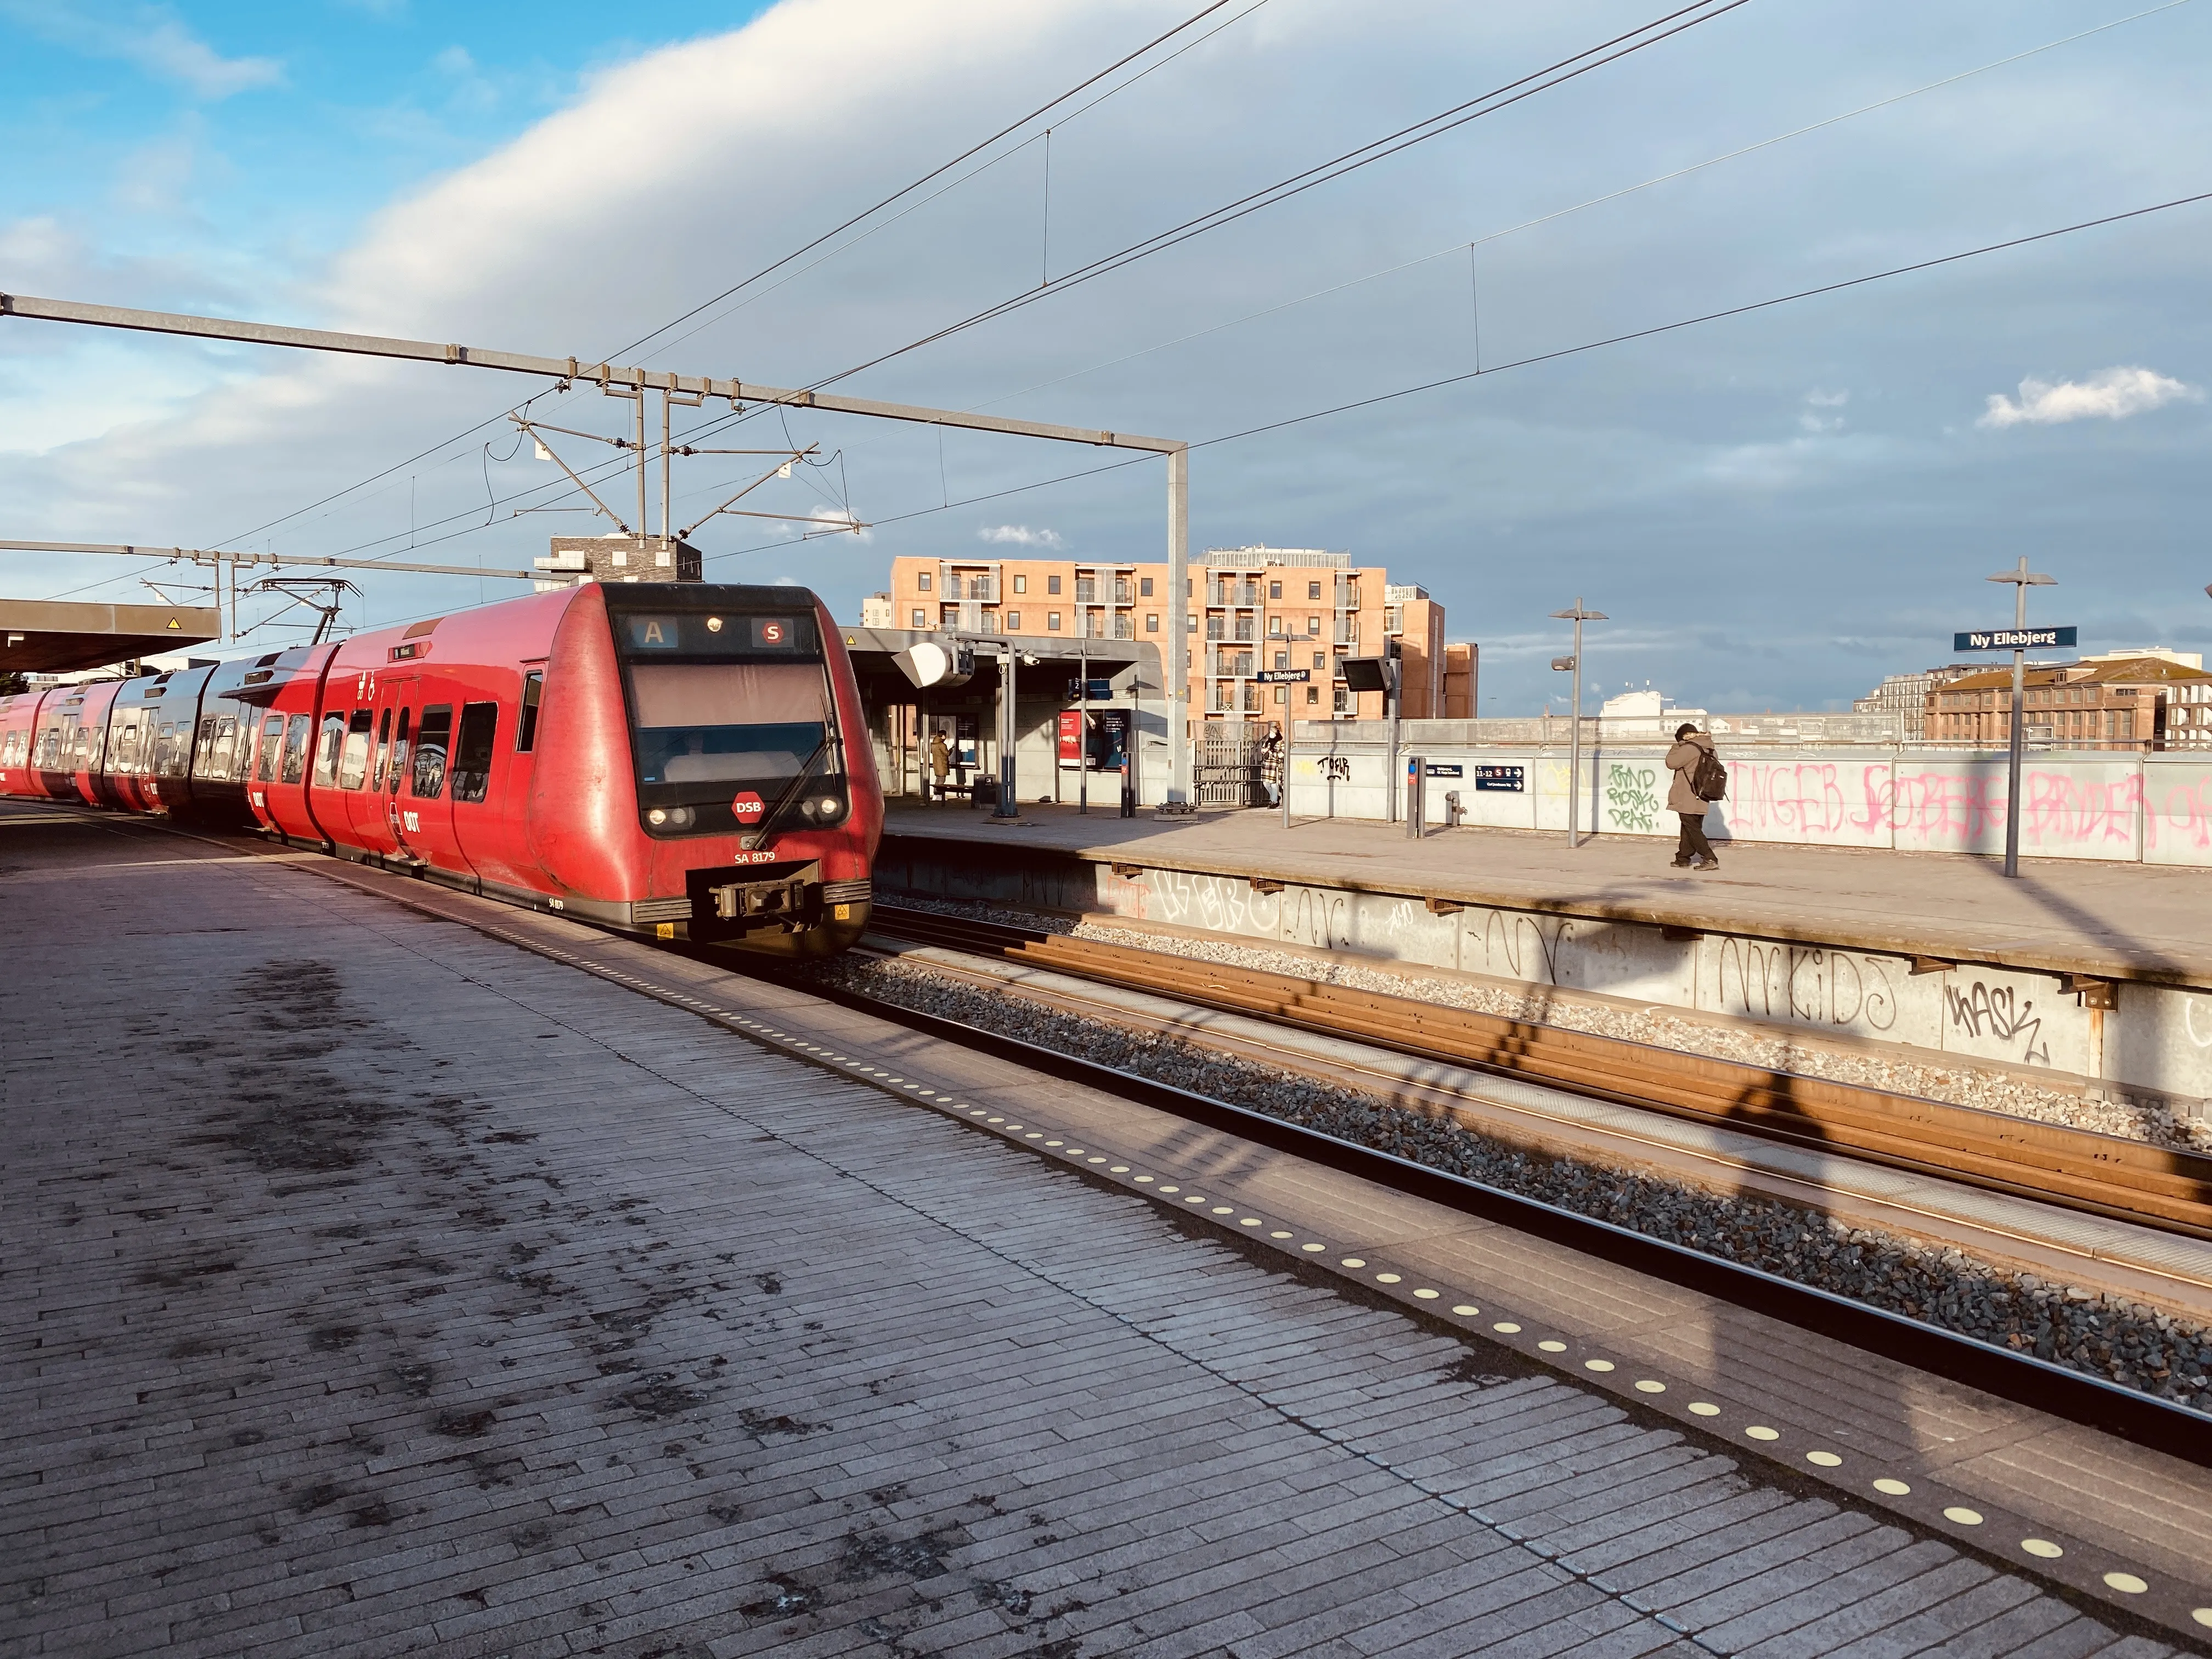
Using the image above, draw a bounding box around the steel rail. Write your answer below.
[866,904,2212,1240]
[735,945,2211,1466]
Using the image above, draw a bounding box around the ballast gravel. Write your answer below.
[801,947,2212,1413]
[884,894,2212,1152]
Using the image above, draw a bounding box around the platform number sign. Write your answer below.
[732,791,766,825]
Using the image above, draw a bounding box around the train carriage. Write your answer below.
[2,579,880,957]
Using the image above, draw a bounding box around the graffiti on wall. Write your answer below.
[1713,939,1900,1032]
[1605,763,1660,833]
[2146,769,2212,855]
[1723,760,1883,845]
[1943,979,2051,1066]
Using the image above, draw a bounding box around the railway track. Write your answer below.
[864,902,2212,1243]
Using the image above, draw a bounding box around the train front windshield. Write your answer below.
[614,605,847,838]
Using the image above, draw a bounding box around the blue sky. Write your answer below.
[3,0,2208,714]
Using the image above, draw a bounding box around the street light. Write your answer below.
[1550,599,1606,850]
[1986,556,2056,878]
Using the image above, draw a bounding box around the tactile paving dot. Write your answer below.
[1943,1507,1984,1526]
[1375,1273,1401,1284]
[2021,1539,2064,1559]
[1633,1380,1665,1393]
[1451,1304,1479,1316]
[1873,1479,1911,1496]
[2103,1572,2147,1595]
[1537,1340,1567,1353]
[1493,1322,1522,1335]
[1687,1402,1720,1417]
[1745,1426,1780,1442]
[1583,1359,1614,1373]
[1805,1451,1842,1468]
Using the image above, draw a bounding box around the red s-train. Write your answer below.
[0,582,881,953]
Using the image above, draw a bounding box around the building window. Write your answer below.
[1274,686,1286,704]
[1333,687,1349,713]
[1308,580,1322,600]
[917,571,932,591]
[1140,577,1154,597]
[1007,611,1022,631]
[1047,574,1062,594]
[911,608,927,628]
[1311,651,1325,669]
[1146,613,1159,633]
[981,609,998,631]
[1186,579,1193,596]
[942,603,958,625]
[1268,616,1283,637]
[1269,580,1282,600]
[1307,616,1320,635]
[1307,686,1320,705]
[1047,612,1062,631]
[1187,614,1198,631]
[1013,574,1026,595]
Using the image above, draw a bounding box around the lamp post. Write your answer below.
[1987,556,2056,878]
[1550,599,1606,849]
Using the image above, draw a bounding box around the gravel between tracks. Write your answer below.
[885,895,2212,1152]
[800,946,2212,1413]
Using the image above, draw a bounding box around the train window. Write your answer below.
[411,705,453,798]
[370,708,393,791]
[282,715,311,784]
[210,716,238,780]
[256,718,284,781]
[389,708,411,793]
[314,716,342,783]
[629,664,829,787]
[516,670,543,752]
[450,703,498,803]
[337,711,373,789]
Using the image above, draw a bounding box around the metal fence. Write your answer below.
[1194,731,1269,806]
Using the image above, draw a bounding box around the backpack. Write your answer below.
[1691,747,1728,802]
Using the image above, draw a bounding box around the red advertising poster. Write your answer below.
[1057,710,1082,765]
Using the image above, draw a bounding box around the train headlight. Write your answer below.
[668,805,695,828]
[648,808,667,825]
[819,795,841,817]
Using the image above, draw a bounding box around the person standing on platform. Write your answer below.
[1665,722,1723,870]
[928,730,950,803]
[1259,726,1284,807]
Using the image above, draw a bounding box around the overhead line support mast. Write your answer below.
[0,291,1197,808]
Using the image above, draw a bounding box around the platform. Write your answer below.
[881,803,2212,986]
[877,803,2212,1119]
[4,800,2208,1654]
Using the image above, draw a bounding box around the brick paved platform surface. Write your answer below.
[881,803,2212,986]
[0,804,2197,1657]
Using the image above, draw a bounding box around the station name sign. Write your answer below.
[1953,625,2077,652]
[1256,668,1311,684]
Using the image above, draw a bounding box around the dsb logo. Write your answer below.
[732,791,766,824]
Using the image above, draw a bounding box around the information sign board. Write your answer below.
[1953,625,2077,652]
[1065,678,1114,701]
[1473,764,1525,793]
[1425,763,1464,778]
[1256,668,1310,684]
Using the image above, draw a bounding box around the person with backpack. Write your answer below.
[1666,722,1726,870]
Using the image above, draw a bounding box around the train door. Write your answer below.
[391,695,481,882]
[369,675,419,861]
[453,669,538,889]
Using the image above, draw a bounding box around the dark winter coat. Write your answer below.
[1666,732,1716,815]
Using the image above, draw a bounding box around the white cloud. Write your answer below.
[1805,388,1848,407]
[0,3,283,99]
[978,524,1065,548]
[1977,366,2202,429]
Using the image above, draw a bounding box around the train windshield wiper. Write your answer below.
[756,731,833,833]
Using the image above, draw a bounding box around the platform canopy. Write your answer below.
[0,597,220,673]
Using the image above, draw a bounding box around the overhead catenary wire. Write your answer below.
[195,0,1263,571]
[783,0,1759,398]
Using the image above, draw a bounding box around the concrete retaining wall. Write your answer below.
[1284,743,2212,868]
[877,832,2212,1115]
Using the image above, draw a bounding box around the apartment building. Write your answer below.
[880,546,1447,729]
[1924,653,2212,750]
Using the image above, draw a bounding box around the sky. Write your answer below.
[2,0,2207,715]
